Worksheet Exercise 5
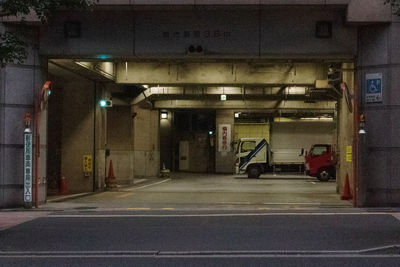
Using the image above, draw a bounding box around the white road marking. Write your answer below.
[125,208,151,211]
[48,212,388,218]
[125,179,171,191]
[257,207,318,210]
[219,202,252,205]
[1,254,399,258]
[262,202,322,205]
[1,246,400,258]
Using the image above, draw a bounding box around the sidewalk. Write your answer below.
[0,211,50,231]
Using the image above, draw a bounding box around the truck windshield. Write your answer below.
[311,145,328,156]
[241,141,256,153]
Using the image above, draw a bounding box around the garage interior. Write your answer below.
[46,58,354,206]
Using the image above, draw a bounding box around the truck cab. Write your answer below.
[235,138,271,178]
[304,144,336,181]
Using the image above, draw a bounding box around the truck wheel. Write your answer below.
[248,165,261,178]
[317,168,331,182]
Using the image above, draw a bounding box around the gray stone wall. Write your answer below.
[0,26,46,208]
[41,7,356,60]
[357,21,400,206]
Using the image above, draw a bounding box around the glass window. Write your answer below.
[241,141,256,153]
[311,146,328,156]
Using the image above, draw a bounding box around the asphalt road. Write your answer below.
[1,210,400,266]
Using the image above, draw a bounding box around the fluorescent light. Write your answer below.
[285,87,306,95]
[221,94,227,101]
[300,117,333,121]
[161,112,168,119]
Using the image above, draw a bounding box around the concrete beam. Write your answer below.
[153,100,336,110]
[347,0,392,23]
[117,62,325,85]
[96,0,350,6]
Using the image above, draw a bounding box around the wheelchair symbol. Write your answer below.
[367,79,381,94]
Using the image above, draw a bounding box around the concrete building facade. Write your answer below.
[0,0,399,207]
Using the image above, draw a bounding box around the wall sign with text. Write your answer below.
[366,73,383,103]
[218,124,231,152]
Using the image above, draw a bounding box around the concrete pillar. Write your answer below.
[215,109,234,173]
[58,78,95,193]
[337,63,355,197]
[106,105,134,185]
[132,105,160,177]
[159,110,173,170]
[94,84,107,191]
[357,21,400,206]
[0,26,46,208]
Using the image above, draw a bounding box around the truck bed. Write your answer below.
[271,149,304,165]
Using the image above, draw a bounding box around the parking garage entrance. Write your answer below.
[46,59,355,207]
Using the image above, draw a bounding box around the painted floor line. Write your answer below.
[48,212,392,218]
[261,202,322,205]
[115,193,133,199]
[219,202,252,205]
[125,179,171,191]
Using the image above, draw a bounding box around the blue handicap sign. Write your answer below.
[366,78,382,94]
[365,73,383,103]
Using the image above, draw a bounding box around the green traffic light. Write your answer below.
[100,100,107,107]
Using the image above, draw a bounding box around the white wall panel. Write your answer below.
[270,121,335,151]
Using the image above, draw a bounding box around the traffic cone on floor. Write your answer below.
[341,173,353,200]
[107,160,116,180]
[105,160,117,190]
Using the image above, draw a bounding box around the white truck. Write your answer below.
[234,121,335,178]
[235,137,304,178]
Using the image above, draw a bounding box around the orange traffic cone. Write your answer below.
[341,173,353,200]
[105,160,117,189]
[107,160,116,180]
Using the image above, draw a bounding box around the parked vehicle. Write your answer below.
[234,138,337,181]
[304,144,337,182]
[234,138,303,178]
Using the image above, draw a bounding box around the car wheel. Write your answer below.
[317,168,331,182]
[248,165,261,178]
